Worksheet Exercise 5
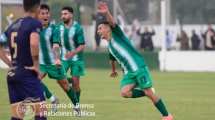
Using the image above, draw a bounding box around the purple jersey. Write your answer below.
[5,17,45,104]
[5,16,42,67]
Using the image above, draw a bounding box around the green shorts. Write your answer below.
[120,66,153,90]
[40,64,66,80]
[62,60,85,77]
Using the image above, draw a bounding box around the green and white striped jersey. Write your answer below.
[39,23,59,65]
[56,21,85,62]
[108,25,146,74]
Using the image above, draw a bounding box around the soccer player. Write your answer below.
[0,0,47,120]
[57,6,86,104]
[96,2,173,120]
[38,4,60,112]
[38,4,79,111]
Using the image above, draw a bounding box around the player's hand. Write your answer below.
[65,51,76,59]
[39,73,46,80]
[97,1,109,14]
[110,71,118,78]
[25,66,39,76]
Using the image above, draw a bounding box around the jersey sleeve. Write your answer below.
[111,24,126,38]
[75,25,85,45]
[30,20,42,34]
[109,52,116,61]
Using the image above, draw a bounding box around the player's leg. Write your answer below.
[10,102,24,120]
[46,64,79,107]
[120,75,145,98]
[10,101,47,120]
[71,76,81,102]
[62,60,80,105]
[41,82,59,113]
[39,65,58,101]
[144,88,172,120]
[137,67,172,119]
[34,101,47,120]
[7,69,47,120]
[41,82,57,102]
[70,61,85,102]
[39,65,59,112]
[57,79,79,106]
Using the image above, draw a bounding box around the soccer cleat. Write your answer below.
[162,114,173,120]
[73,104,81,117]
[51,97,60,113]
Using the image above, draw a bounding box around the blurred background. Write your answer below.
[1,1,215,120]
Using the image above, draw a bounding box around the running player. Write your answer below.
[57,6,86,104]
[0,0,47,119]
[38,4,60,112]
[97,2,173,120]
[38,4,79,112]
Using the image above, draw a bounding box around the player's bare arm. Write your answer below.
[97,2,116,27]
[53,43,61,65]
[110,60,118,78]
[30,32,40,73]
[65,44,85,59]
[0,46,12,67]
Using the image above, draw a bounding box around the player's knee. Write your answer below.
[11,103,24,119]
[35,102,47,117]
[58,81,70,91]
[72,78,80,91]
[73,85,80,91]
[62,85,70,91]
[121,91,131,98]
[144,88,154,97]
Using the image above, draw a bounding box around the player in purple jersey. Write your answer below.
[0,0,47,120]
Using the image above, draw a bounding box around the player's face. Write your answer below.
[39,9,50,26]
[61,10,73,24]
[97,24,111,40]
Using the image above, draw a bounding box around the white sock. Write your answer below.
[49,96,56,102]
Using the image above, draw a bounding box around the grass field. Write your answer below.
[0,68,215,120]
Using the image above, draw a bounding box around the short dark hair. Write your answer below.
[23,0,41,12]
[97,21,110,26]
[62,6,73,14]
[40,4,50,11]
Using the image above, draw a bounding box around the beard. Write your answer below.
[63,19,71,24]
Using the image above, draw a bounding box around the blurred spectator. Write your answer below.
[177,30,189,50]
[129,19,141,48]
[202,24,215,50]
[0,33,7,47]
[137,26,155,51]
[165,30,173,50]
[93,13,106,51]
[191,30,201,50]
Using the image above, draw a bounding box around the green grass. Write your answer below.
[0,69,215,120]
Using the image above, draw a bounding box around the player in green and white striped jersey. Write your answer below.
[38,4,79,111]
[55,6,85,104]
[97,2,173,120]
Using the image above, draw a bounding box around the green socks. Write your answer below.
[67,77,81,103]
[155,99,169,116]
[67,77,72,84]
[42,82,53,99]
[76,91,81,102]
[66,88,79,106]
[131,88,145,98]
